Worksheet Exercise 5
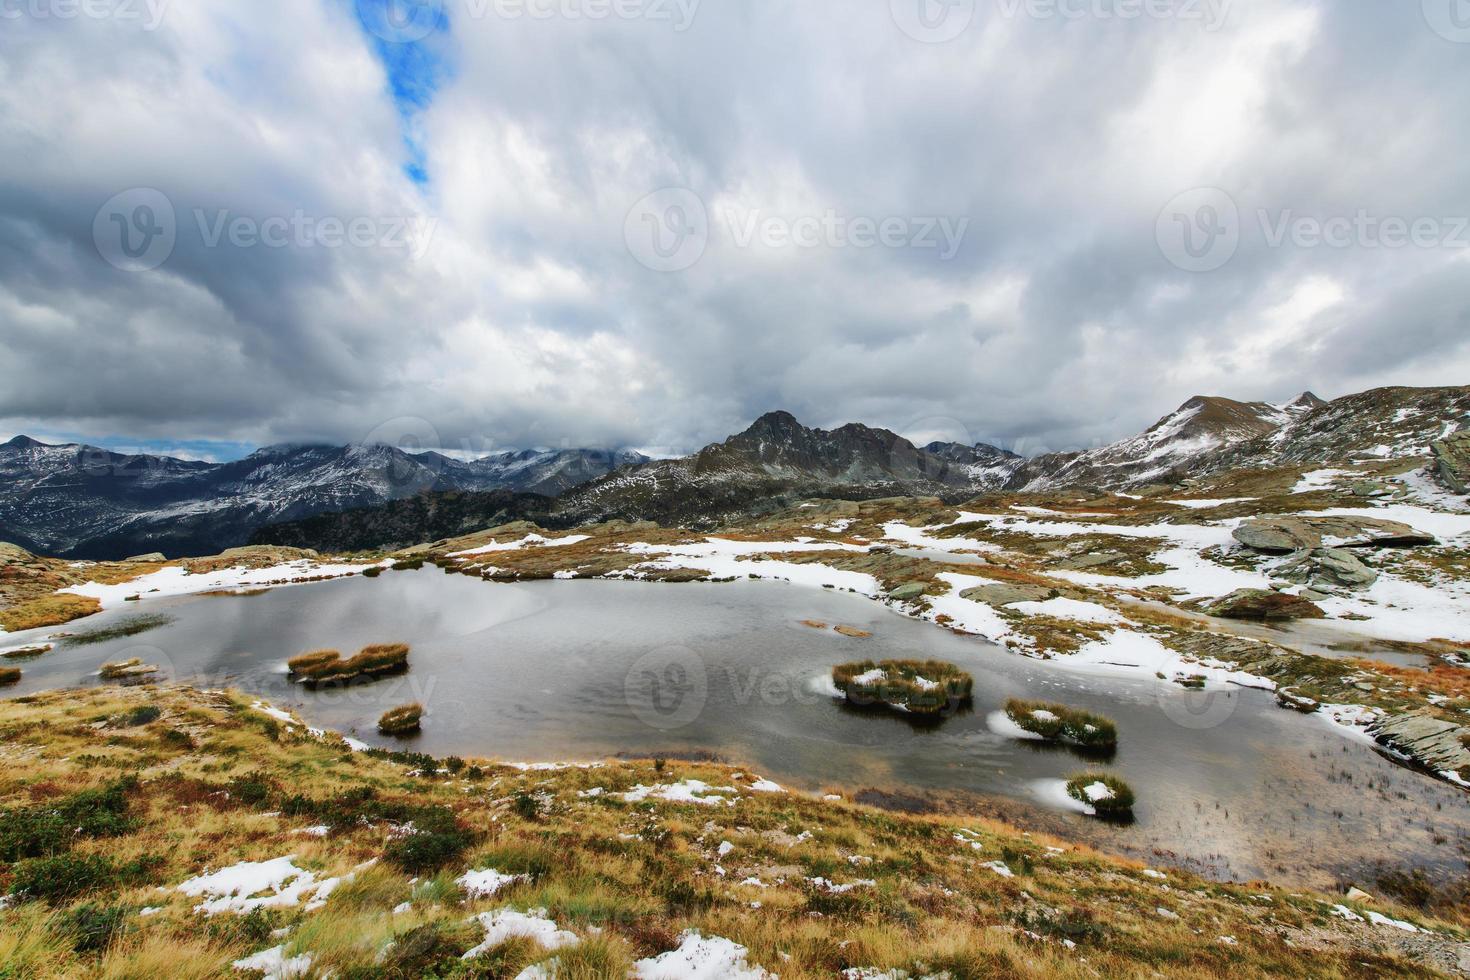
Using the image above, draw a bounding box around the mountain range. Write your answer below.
[0,438,646,559]
[4,384,1467,558]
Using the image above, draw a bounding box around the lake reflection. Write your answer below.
[7,569,1467,889]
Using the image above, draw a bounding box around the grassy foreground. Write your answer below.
[0,687,1463,978]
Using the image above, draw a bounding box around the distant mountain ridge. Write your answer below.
[1009,392,1327,490]
[553,411,1019,527]
[6,384,1467,558]
[0,437,647,559]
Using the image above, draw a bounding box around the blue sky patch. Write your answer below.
[351,0,452,184]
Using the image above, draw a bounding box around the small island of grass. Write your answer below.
[98,658,160,683]
[379,702,424,737]
[288,643,411,687]
[1066,772,1135,819]
[1004,698,1118,750]
[832,659,973,717]
[0,666,21,686]
[1,645,50,661]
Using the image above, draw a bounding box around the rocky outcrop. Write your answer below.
[1433,431,1470,495]
[1371,712,1470,782]
[1274,548,1379,590]
[959,581,1058,606]
[1204,589,1325,621]
[1233,516,1437,554]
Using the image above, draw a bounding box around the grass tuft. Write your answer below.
[1004,699,1118,750]
[62,614,172,647]
[287,643,410,686]
[1066,773,1135,819]
[378,702,423,737]
[832,659,973,717]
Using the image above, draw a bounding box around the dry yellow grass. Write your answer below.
[0,593,101,632]
[0,685,1460,979]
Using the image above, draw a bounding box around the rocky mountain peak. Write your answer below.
[1283,391,1327,412]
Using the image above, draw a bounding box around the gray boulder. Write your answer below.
[1234,517,1319,553]
[1276,547,1378,590]
[1203,589,1325,621]
[1371,712,1470,778]
[1433,431,1470,494]
[887,582,928,602]
[959,581,1057,606]
[1234,515,1436,554]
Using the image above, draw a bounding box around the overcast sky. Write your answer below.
[1,0,1467,461]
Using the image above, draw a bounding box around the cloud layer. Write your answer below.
[1,0,1467,459]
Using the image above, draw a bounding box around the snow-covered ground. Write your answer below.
[623,538,880,594]
[452,533,590,557]
[59,557,386,613]
[632,931,774,979]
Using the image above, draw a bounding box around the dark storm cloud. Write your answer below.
[1,0,1467,458]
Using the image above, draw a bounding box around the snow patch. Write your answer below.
[633,931,774,979]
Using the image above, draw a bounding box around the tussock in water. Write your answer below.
[61,614,172,647]
[1004,699,1119,751]
[1067,773,1135,819]
[832,659,973,717]
[378,703,423,737]
[287,643,410,687]
[98,658,160,682]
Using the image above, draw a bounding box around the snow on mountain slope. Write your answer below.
[0,437,647,560]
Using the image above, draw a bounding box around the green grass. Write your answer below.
[1004,699,1118,750]
[60,614,172,647]
[832,659,973,717]
[1066,773,1136,819]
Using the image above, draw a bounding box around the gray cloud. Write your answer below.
[1,1,1467,459]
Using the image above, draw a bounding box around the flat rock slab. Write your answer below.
[1234,516,1437,553]
[959,582,1057,606]
[887,583,928,601]
[1372,712,1470,777]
